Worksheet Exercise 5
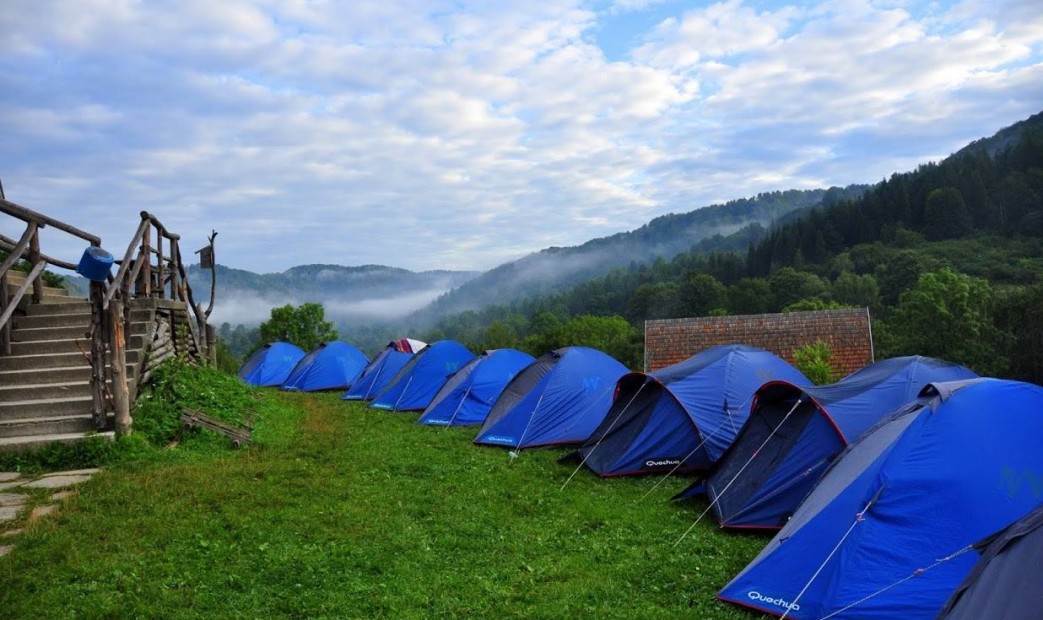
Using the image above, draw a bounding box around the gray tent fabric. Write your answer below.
[936,502,1043,620]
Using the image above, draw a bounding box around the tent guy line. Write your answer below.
[560,381,648,491]
[674,397,804,547]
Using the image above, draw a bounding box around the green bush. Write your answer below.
[794,340,836,385]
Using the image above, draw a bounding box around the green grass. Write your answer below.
[0,376,770,619]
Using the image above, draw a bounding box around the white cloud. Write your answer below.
[0,0,1040,277]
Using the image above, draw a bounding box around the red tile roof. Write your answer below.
[644,308,874,377]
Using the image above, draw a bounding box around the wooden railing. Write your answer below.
[0,197,212,436]
[102,211,213,434]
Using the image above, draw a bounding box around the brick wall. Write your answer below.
[644,308,874,378]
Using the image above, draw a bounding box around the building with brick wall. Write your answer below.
[644,308,874,378]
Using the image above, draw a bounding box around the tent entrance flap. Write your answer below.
[708,397,821,527]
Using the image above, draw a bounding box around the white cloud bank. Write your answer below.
[0,0,1040,273]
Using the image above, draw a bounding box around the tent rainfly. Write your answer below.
[369,340,475,411]
[281,341,370,392]
[237,342,306,387]
[564,344,811,477]
[688,355,978,529]
[418,348,535,427]
[718,379,1043,619]
[474,346,628,449]
[342,339,426,401]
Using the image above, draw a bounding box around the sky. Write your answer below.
[2,0,1041,275]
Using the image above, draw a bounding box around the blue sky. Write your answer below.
[2,0,1041,275]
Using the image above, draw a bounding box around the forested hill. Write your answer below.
[957,110,1043,158]
[417,186,867,319]
[423,112,1043,382]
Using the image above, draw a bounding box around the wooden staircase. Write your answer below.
[0,199,214,452]
[0,274,155,450]
[0,273,105,449]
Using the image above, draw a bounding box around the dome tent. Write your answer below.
[686,355,977,529]
[565,345,810,477]
[936,501,1043,620]
[718,379,1043,619]
[343,339,426,401]
[418,348,535,426]
[474,347,628,449]
[369,340,475,412]
[237,342,306,387]
[281,341,369,392]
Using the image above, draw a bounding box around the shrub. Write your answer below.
[794,340,835,385]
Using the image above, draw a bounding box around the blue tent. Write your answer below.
[474,347,629,449]
[237,342,306,387]
[565,345,811,477]
[369,341,475,411]
[718,379,1043,619]
[692,355,978,529]
[418,349,535,426]
[281,341,370,392]
[342,340,423,398]
[342,340,425,401]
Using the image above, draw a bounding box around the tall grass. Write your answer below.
[0,371,768,619]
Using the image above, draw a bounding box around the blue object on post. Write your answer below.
[76,246,114,282]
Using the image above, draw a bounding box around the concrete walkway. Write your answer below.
[0,468,101,558]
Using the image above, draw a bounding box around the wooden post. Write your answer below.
[169,240,180,302]
[0,272,9,355]
[206,322,216,366]
[109,298,132,436]
[89,281,107,429]
[138,222,151,298]
[156,234,164,298]
[28,228,42,303]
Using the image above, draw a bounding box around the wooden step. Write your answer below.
[0,414,98,439]
[24,301,91,316]
[0,380,93,402]
[13,313,91,330]
[9,338,91,356]
[11,325,90,341]
[0,366,93,386]
[4,281,71,300]
[0,396,94,421]
[0,430,114,453]
[0,376,136,403]
[0,352,90,371]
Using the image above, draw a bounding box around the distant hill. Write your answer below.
[185,263,479,327]
[418,186,868,318]
[60,264,471,329]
